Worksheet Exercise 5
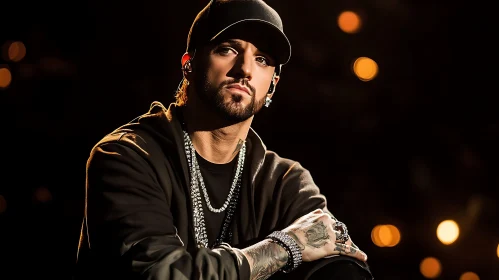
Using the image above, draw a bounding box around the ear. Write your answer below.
[272,73,280,87]
[267,71,280,97]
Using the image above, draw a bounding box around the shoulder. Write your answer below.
[264,149,307,171]
[84,131,159,179]
[263,150,295,168]
[261,149,312,181]
[89,101,179,158]
[91,127,154,157]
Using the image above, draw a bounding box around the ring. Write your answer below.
[334,221,349,244]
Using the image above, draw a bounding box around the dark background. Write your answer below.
[1,0,497,279]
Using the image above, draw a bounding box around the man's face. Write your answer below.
[192,35,278,123]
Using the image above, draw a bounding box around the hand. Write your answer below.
[282,209,367,262]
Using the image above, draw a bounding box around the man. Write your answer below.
[75,0,374,279]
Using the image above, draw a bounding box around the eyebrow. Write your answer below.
[219,39,242,47]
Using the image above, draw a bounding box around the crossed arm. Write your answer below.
[83,141,366,280]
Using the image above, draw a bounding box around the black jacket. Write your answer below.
[75,101,372,280]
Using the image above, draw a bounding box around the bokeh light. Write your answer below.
[352,57,378,81]
[8,41,26,62]
[436,220,459,245]
[371,224,401,247]
[460,271,480,280]
[337,11,362,34]
[420,257,442,279]
[0,67,12,89]
[34,187,53,203]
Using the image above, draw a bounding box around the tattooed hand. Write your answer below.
[282,209,368,262]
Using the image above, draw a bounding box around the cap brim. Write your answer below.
[210,19,291,66]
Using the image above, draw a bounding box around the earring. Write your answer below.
[183,61,192,73]
[264,96,272,107]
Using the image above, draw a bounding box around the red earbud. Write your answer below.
[181,52,191,69]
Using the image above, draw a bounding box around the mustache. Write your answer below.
[220,78,256,95]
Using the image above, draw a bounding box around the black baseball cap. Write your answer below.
[186,0,291,66]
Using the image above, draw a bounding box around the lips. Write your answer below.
[226,84,250,95]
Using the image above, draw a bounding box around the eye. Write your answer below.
[256,56,269,66]
[215,46,237,56]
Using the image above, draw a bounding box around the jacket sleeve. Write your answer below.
[266,159,373,280]
[85,141,250,280]
[263,157,332,230]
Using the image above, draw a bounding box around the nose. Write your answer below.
[232,51,253,81]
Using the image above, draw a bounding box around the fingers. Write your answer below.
[324,216,367,261]
[332,243,368,262]
[350,240,359,250]
[313,208,323,214]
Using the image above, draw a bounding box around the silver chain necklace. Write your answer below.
[183,130,246,248]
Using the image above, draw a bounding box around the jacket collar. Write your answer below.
[142,101,268,185]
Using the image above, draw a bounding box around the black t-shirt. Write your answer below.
[195,152,238,247]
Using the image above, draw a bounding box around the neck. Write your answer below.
[181,97,252,164]
[190,127,248,164]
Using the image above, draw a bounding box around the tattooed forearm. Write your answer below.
[242,240,288,280]
[287,231,305,250]
[305,221,330,248]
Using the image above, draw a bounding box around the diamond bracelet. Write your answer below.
[266,231,303,273]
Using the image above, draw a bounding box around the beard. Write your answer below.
[194,73,266,123]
